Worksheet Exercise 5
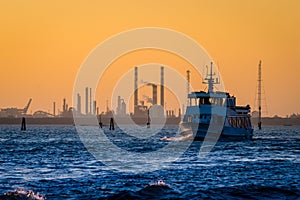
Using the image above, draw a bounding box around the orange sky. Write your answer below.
[0,0,299,117]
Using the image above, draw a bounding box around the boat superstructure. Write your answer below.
[182,62,253,140]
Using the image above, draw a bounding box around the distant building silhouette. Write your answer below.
[77,93,81,114]
[85,87,88,115]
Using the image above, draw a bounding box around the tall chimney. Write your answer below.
[93,100,96,115]
[152,84,157,105]
[160,66,164,108]
[77,93,81,114]
[63,98,66,112]
[90,88,92,114]
[85,87,88,114]
[134,67,138,113]
[117,96,121,115]
[53,102,56,116]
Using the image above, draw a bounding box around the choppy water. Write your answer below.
[0,125,299,199]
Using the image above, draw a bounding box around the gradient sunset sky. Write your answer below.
[0,0,299,117]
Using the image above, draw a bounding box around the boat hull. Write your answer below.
[182,122,253,141]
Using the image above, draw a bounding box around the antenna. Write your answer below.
[186,70,190,106]
[258,60,262,130]
[204,62,216,93]
[160,66,164,108]
[186,70,190,94]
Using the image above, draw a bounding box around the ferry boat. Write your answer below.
[182,62,253,140]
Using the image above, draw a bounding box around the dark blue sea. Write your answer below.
[0,125,299,199]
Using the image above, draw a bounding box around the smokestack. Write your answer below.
[121,99,126,115]
[77,93,81,114]
[85,87,88,114]
[117,96,121,115]
[93,100,96,115]
[134,67,138,114]
[63,98,66,112]
[160,66,164,108]
[90,88,92,114]
[152,84,157,105]
[53,102,56,116]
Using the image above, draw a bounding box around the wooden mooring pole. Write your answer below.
[21,117,26,131]
[99,114,103,128]
[147,109,150,128]
[109,118,114,130]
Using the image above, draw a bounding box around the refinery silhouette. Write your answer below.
[0,66,181,126]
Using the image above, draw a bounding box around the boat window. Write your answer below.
[227,98,236,107]
[244,117,249,129]
[215,98,220,105]
[239,117,242,128]
[230,117,234,127]
[188,115,192,123]
[206,97,224,106]
[220,98,224,106]
[190,98,197,106]
[199,98,204,105]
[246,117,251,129]
[213,98,217,105]
[241,117,245,128]
[233,117,237,128]
[231,117,235,127]
[204,98,210,104]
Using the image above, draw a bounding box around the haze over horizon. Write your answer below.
[0,0,299,117]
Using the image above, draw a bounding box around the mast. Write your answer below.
[186,70,190,106]
[204,62,218,93]
[134,67,138,114]
[208,62,214,92]
[160,66,164,108]
[258,60,262,130]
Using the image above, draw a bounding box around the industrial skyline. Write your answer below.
[0,65,180,118]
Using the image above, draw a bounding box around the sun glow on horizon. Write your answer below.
[0,0,299,117]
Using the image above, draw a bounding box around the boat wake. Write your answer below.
[160,128,194,141]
